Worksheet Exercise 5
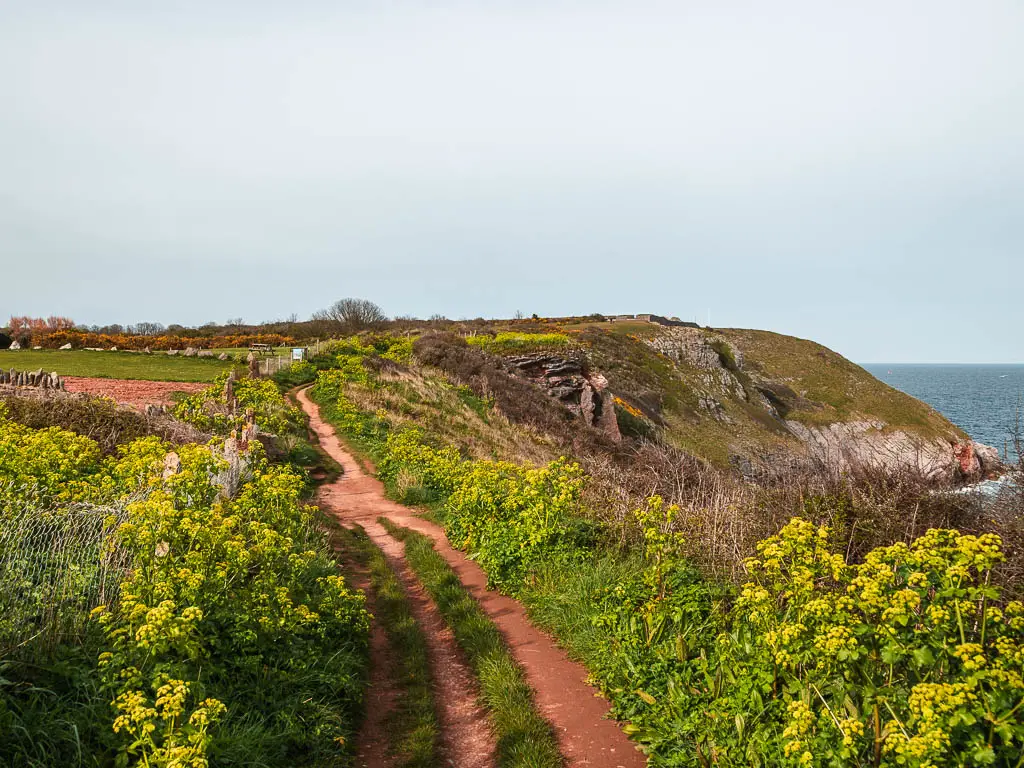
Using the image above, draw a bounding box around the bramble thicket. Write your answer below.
[0,382,368,767]
[309,335,1024,767]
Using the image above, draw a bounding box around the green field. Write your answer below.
[0,349,238,382]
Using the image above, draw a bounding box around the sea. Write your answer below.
[863,364,1024,462]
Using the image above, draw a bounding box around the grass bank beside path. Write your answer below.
[331,524,440,768]
[0,349,238,382]
[380,517,563,768]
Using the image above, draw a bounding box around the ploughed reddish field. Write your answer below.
[62,377,207,408]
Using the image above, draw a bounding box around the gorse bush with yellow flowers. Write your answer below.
[0,405,369,768]
[465,331,572,353]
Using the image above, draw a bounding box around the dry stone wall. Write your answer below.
[0,369,65,390]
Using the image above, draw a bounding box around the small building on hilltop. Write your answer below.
[614,313,701,329]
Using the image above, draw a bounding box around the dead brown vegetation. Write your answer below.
[0,389,209,454]
[412,333,619,457]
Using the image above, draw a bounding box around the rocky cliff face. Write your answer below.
[504,353,621,442]
[784,420,1002,482]
[639,327,1001,483]
[480,326,1001,485]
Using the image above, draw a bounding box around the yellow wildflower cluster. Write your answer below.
[722,519,1024,767]
[173,371,302,436]
[0,413,369,766]
[465,331,571,352]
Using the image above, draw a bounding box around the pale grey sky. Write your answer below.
[1,1,1021,362]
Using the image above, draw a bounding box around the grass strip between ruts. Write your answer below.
[379,517,563,768]
[332,524,439,768]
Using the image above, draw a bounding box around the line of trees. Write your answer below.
[3,299,565,347]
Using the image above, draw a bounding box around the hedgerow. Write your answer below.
[34,330,295,351]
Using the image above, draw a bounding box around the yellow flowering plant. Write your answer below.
[669,519,1024,767]
[96,454,369,766]
[173,372,303,436]
[1,409,369,766]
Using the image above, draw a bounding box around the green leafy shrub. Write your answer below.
[173,373,303,436]
[582,519,1024,767]
[271,359,318,389]
[0,409,370,768]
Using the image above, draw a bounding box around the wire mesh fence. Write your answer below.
[0,497,130,657]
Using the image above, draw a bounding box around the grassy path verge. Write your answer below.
[331,524,439,768]
[380,517,563,768]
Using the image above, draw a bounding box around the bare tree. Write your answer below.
[133,322,165,336]
[312,298,387,334]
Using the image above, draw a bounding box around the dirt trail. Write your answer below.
[299,387,646,768]
[369,521,495,768]
[335,563,398,768]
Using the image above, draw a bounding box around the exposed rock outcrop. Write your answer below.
[645,328,758,416]
[785,419,1001,483]
[639,327,999,483]
[505,354,621,442]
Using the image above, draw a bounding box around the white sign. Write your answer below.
[291,348,306,361]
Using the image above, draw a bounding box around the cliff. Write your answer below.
[518,321,1002,483]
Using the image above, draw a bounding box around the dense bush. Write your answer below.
[173,372,303,436]
[272,360,319,389]
[0,406,369,767]
[34,330,295,351]
[465,331,572,353]
[412,333,604,452]
[1,391,207,453]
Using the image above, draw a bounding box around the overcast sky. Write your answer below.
[1,1,1021,363]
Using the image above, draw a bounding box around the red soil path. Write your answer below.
[371,525,495,768]
[63,377,206,408]
[339,567,401,768]
[298,387,647,768]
